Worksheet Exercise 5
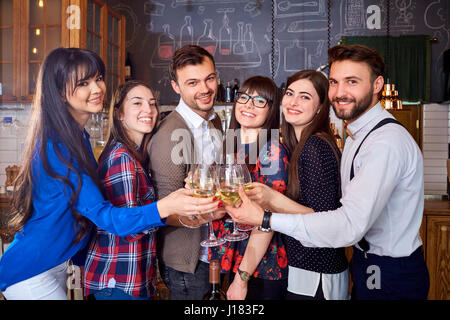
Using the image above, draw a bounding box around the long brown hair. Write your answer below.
[226,76,281,168]
[8,48,105,243]
[105,80,159,168]
[281,70,341,201]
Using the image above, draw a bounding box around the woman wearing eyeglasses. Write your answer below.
[227,70,349,300]
[209,76,289,300]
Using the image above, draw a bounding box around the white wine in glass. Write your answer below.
[179,164,215,229]
[217,163,249,242]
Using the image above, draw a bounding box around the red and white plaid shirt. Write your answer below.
[84,141,158,298]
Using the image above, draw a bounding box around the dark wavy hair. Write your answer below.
[169,45,215,81]
[281,70,341,201]
[106,80,159,168]
[8,47,105,244]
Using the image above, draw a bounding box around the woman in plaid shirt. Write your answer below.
[84,81,163,300]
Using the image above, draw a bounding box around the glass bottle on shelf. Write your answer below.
[217,79,224,102]
[197,19,217,56]
[225,81,232,103]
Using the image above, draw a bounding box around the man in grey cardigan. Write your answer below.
[148,45,225,300]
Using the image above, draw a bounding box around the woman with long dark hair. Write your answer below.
[0,48,218,300]
[210,76,290,300]
[228,70,348,300]
[84,80,161,300]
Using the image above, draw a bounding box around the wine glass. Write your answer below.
[198,165,226,247]
[217,163,249,242]
[236,165,256,232]
[178,164,214,229]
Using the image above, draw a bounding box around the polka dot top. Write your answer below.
[283,135,348,274]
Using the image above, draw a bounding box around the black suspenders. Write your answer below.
[350,118,403,255]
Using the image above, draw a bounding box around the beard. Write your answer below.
[187,91,216,113]
[331,89,374,121]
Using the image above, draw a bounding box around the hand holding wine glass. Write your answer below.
[192,164,226,247]
[236,165,256,232]
[217,163,249,242]
[178,164,216,228]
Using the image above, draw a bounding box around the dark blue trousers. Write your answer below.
[351,246,429,300]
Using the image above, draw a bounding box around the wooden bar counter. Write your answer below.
[422,199,450,300]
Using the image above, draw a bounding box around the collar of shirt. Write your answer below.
[345,102,383,139]
[175,98,216,130]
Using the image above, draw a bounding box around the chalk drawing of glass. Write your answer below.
[233,22,246,55]
[244,24,254,54]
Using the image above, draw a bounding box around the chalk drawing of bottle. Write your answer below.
[219,12,232,55]
[243,23,254,54]
[179,16,194,49]
[158,24,175,60]
[233,22,246,55]
[197,19,218,56]
[284,39,307,71]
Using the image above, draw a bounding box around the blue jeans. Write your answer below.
[351,246,429,300]
[92,288,151,300]
[159,261,210,300]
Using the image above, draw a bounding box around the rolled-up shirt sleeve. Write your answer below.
[271,138,403,249]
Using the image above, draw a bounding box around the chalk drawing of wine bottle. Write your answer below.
[197,19,218,56]
[233,22,246,55]
[179,16,194,49]
[243,23,254,54]
[158,24,175,60]
[219,12,232,55]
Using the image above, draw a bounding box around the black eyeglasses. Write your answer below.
[235,92,272,108]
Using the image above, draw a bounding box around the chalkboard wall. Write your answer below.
[107,0,449,104]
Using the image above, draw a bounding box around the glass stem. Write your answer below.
[232,221,239,234]
[209,222,217,240]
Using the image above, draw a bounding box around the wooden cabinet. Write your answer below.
[387,104,422,149]
[0,0,64,103]
[0,0,20,102]
[0,0,125,104]
[423,200,450,300]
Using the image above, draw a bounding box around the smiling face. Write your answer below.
[328,60,383,123]
[66,73,106,127]
[282,78,321,138]
[235,90,270,131]
[170,56,217,119]
[118,85,158,146]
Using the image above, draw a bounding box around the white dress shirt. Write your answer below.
[176,99,222,263]
[271,102,424,258]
